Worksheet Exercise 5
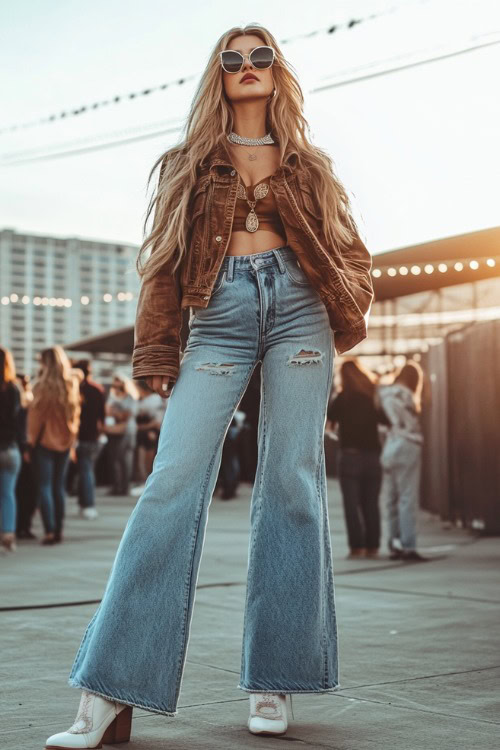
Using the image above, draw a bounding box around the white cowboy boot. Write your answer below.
[248,692,290,735]
[45,689,132,749]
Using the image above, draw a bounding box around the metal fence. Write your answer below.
[421,319,500,533]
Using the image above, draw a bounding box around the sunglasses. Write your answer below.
[219,45,275,74]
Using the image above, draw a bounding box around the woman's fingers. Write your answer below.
[146,375,173,399]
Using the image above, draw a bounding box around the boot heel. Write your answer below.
[102,705,133,744]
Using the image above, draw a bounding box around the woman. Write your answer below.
[134,380,165,482]
[104,372,138,496]
[327,358,389,560]
[47,25,374,748]
[0,348,23,553]
[27,346,81,545]
[378,360,426,562]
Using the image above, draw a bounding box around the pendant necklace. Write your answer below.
[236,182,270,232]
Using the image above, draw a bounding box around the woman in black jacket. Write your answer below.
[327,358,388,559]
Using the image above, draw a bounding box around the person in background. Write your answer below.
[327,358,389,560]
[218,410,245,500]
[0,347,23,553]
[104,372,138,496]
[15,373,37,539]
[378,360,427,562]
[73,360,106,520]
[26,346,81,545]
[134,381,165,483]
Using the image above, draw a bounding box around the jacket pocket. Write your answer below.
[190,176,211,221]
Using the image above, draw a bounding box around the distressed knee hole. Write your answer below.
[195,362,236,376]
[287,349,324,366]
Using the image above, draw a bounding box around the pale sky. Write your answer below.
[1,0,499,255]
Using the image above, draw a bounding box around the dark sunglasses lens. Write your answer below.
[250,47,274,69]
[221,51,243,73]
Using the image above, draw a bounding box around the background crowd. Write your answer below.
[0,344,425,563]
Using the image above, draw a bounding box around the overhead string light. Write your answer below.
[0,291,137,306]
[371,256,498,278]
[0,0,432,135]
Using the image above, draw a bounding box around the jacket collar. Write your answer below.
[206,138,297,176]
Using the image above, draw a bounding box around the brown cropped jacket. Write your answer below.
[132,141,374,383]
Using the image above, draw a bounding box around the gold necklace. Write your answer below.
[236,181,270,232]
[245,146,258,161]
[228,139,260,162]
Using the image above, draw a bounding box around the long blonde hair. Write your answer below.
[0,347,17,390]
[137,23,360,282]
[32,346,81,433]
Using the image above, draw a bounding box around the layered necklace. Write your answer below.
[227,130,274,161]
[226,131,275,232]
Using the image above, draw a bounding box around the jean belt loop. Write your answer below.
[226,255,235,282]
[273,247,286,274]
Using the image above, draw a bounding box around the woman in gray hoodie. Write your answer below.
[378,361,427,562]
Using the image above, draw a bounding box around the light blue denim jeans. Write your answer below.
[0,443,22,533]
[68,245,339,716]
[381,437,422,552]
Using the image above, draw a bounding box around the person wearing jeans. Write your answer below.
[74,360,105,519]
[104,374,138,497]
[327,359,389,560]
[27,345,81,545]
[378,360,426,562]
[45,27,375,747]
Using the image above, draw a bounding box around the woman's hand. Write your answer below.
[146,376,173,399]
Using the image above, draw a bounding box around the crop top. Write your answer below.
[232,174,286,236]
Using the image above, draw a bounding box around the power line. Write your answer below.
[1,31,495,168]
[0,0,431,135]
[1,119,184,165]
[311,33,500,92]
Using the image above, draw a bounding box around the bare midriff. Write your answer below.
[225,143,287,257]
[226,228,287,256]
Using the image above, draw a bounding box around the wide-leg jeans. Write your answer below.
[68,245,340,716]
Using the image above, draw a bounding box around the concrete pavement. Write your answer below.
[1,479,499,749]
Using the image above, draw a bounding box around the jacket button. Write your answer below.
[230,169,236,176]
[215,235,222,242]
[203,295,210,299]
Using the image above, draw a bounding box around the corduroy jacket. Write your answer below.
[132,141,374,383]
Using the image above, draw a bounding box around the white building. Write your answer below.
[0,228,140,380]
